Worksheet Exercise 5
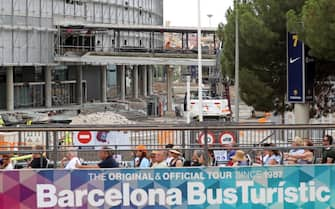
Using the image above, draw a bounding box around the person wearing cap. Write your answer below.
[165,144,174,166]
[134,145,150,168]
[230,150,248,167]
[169,147,183,167]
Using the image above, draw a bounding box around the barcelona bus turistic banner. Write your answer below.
[0,165,334,209]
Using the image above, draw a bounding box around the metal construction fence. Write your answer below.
[0,124,334,167]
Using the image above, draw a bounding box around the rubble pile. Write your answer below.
[70,111,135,125]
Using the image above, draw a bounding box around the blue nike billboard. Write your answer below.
[287,32,305,103]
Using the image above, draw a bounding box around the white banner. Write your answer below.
[73,131,131,150]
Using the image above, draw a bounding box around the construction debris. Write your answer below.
[70,111,136,125]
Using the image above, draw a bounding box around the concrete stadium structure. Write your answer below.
[0,0,216,113]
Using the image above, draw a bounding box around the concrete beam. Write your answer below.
[167,66,173,113]
[133,66,139,99]
[294,104,310,138]
[148,65,153,95]
[55,55,216,66]
[6,67,14,111]
[76,65,83,105]
[143,66,148,97]
[45,67,52,108]
[121,65,126,101]
[101,66,107,103]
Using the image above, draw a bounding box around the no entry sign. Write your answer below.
[218,131,236,145]
[77,131,92,144]
[198,132,215,146]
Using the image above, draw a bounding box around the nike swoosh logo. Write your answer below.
[290,57,301,64]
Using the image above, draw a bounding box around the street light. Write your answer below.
[234,0,240,123]
[197,0,203,122]
[207,14,213,27]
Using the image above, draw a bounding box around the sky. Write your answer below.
[164,0,233,27]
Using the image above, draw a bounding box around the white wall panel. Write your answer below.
[102,4,110,23]
[13,0,26,16]
[0,30,4,64]
[28,31,39,63]
[94,3,103,23]
[28,0,40,17]
[117,2,122,24]
[86,2,94,22]
[74,3,85,17]
[1,0,12,15]
[110,6,116,24]
[41,0,52,17]
[3,31,13,63]
[65,1,74,16]
[41,33,49,63]
[53,0,65,16]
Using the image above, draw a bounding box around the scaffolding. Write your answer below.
[0,0,164,66]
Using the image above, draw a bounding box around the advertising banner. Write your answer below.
[287,32,305,103]
[73,131,131,150]
[1,166,335,209]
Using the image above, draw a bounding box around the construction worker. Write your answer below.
[64,132,73,146]
[26,119,32,126]
[0,115,5,127]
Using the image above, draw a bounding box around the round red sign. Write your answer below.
[77,131,92,144]
[198,132,215,146]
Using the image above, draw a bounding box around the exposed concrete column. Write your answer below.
[6,67,14,111]
[76,65,83,105]
[116,65,121,97]
[133,65,139,99]
[143,66,148,97]
[45,66,52,108]
[294,104,310,137]
[121,65,126,101]
[148,65,153,95]
[167,66,174,113]
[101,66,107,103]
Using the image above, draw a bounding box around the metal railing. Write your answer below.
[12,81,87,108]
[0,123,334,168]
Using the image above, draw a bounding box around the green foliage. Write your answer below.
[301,0,335,61]
[220,0,306,111]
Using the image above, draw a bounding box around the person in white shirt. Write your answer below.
[61,151,81,169]
[151,151,168,168]
[285,136,305,164]
[1,154,14,170]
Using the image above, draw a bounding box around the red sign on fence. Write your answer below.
[77,131,92,144]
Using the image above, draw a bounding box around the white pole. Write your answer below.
[234,0,240,123]
[186,75,191,124]
[197,0,203,122]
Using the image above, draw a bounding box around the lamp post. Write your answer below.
[197,0,203,122]
[234,0,240,123]
[207,14,213,27]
